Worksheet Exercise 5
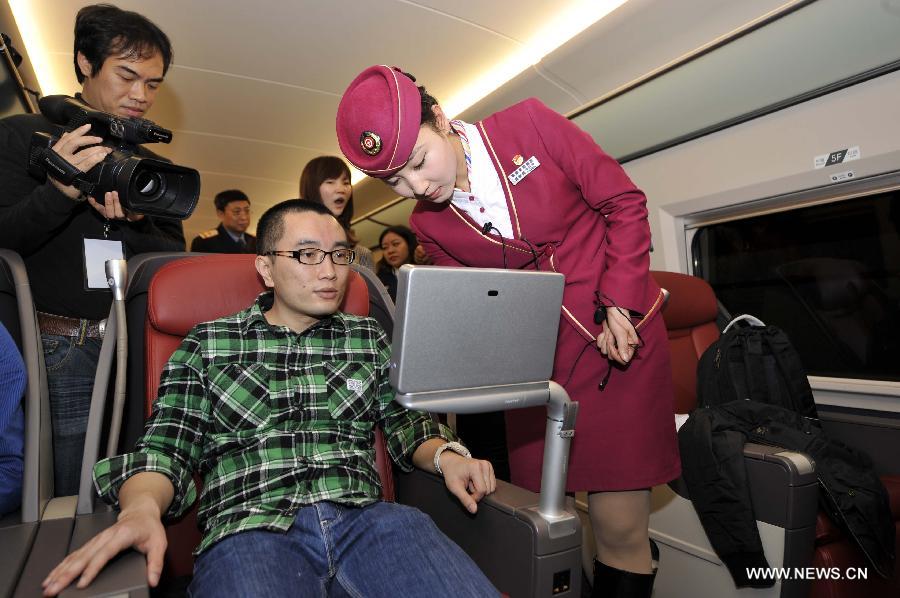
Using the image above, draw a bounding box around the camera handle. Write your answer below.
[29,132,83,186]
[40,146,83,186]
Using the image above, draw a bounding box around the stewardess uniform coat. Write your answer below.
[410,98,681,492]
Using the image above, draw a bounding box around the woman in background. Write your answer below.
[300,156,375,270]
[375,225,417,301]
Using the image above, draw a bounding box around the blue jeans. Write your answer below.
[189,501,499,598]
[42,334,102,496]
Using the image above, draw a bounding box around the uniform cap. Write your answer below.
[336,65,422,178]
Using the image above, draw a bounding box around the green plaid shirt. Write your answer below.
[93,292,452,554]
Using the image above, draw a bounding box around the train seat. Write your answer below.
[810,475,900,597]
[648,270,899,598]
[140,254,384,583]
[102,253,578,597]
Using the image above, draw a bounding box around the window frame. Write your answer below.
[683,170,900,412]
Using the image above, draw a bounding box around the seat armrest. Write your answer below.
[670,442,818,529]
[58,510,149,597]
[395,469,582,597]
[1,521,38,598]
[13,517,74,597]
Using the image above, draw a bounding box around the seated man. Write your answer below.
[43,199,498,597]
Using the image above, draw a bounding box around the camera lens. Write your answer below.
[134,170,163,197]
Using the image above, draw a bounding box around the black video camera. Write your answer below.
[27,95,200,219]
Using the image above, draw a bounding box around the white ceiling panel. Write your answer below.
[148,67,343,147]
[541,0,792,106]
[456,64,583,123]
[40,1,523,96]
[406,0,568,41]
[8,0,833,245]
[154,132,317,186]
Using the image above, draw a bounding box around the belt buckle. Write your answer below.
[98,318,107,337]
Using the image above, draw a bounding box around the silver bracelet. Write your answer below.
[433,441,472,475]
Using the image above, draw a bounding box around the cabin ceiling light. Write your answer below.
[9,0,627,185]
[8,0,67,95]
[441,0,629,118]
[351,0,628,185]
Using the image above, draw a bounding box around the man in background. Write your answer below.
[0,4,184,495]
[190,189,256,253]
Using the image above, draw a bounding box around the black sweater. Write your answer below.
[0,113,185,320]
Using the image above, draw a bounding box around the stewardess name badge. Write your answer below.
[508,156,540,185]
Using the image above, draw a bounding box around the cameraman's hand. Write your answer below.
[88,191,145,222]
[41,497,167,596]
[48,123,112,200]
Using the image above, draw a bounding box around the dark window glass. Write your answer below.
[692,192,900,382]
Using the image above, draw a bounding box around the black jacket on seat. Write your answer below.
[679,400,895,586]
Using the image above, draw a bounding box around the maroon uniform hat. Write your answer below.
[336,65,421,178]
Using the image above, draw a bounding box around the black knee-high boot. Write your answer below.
[590,540,659,598]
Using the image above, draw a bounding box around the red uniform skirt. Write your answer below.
[505,310,681,492]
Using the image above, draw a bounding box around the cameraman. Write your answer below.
[0,4,185,496]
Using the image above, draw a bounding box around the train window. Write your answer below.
[691,190,900,382]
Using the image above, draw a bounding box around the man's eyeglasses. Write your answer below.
[266,248,356,266]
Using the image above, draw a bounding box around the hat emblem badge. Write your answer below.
[360,131,382,156]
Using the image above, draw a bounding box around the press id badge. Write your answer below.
[83,237,124,290]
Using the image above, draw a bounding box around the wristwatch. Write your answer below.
[433,441,472,475]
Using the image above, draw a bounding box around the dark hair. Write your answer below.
[214,189,250,212]
[401,71,441,131]
[74,4,173,84]
[256,199,338,255]
[376,225,418,275]
[299,156,354,230]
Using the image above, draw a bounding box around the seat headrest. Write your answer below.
[650,270,718,330]
[148,255,369,336]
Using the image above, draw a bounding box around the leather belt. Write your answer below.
[37,311,106,340]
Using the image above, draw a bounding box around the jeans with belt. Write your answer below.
[42,333,102,496]
[188,501,499,598]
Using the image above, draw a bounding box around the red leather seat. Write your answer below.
[143,254,394,581]
[650,271,719,414]
[810,474,900,597]
[651,270,900,598]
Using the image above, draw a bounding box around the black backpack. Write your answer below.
[697,315,818,420]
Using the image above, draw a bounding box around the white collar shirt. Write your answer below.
[450,120,514,239]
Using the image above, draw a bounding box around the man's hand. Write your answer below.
[596,307,639,365]
[440,452,496,514]
[47,123,112,200]
[42,472,174,596]
[42,498,167,596]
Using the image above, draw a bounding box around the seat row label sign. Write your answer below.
[814,146,860,169]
